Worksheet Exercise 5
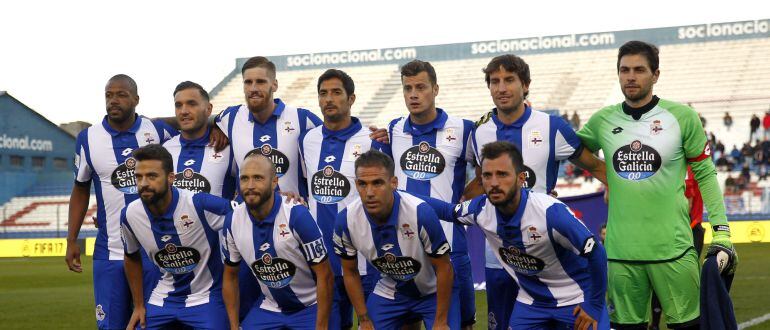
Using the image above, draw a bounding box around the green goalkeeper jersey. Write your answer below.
[578,96,726,261]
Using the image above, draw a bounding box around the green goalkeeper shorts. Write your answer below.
[607,248,700,327]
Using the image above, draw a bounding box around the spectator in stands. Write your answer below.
[583,168,593,182]
[723,112,733,131]
[708,132,716,147]
[730,144,741,167]
[565,163,576,184]
[570,111,581,130]
[750,114,761,141]
[599,223,607,245]
[763,111,770,139]
[741,142,754,165]
[690,103,706,128]
[725,174,736,194]
[740,163,751,191]
[715,153,732,171]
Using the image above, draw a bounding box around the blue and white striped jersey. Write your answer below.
[428,189,606,313]
[120,188,234,308]
[299,117,386,277]
[388,109,474,257]
[221,194,328,313]
[215,99,322,196]
[163,129,237,199]
[74,115,177,260]
[472,106,581,268]
[333,191,450,300]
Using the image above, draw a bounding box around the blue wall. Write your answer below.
[0,93,76,204]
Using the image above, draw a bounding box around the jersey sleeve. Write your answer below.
[551,116,583,161]
[576,108,606,153]
[220,213,242,266]
[298,132,309,180]
[215,106,239,139]
[120,208,140,255]
[299,108,323,133]
[416,203,451,258]
[384,118,401,159]
[545,203,596,256]
[462,119,475,162]
[193,193,236,231]
[74,130,93,186]
[417,194,478,226]
[332,208,357,259]
[152,118,179,142]
[288,204,328,265]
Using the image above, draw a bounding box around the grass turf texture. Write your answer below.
[0,243,768,329]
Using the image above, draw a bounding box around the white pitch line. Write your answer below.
[739,312,770,329]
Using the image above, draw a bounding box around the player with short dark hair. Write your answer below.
[577,40,737,329]
[300,69,388,329]
[424,141,609,330]
[121,144,235,329]
[66,74,178,329]
[334,149,458,329]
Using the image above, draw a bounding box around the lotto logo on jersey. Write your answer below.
[110,157,138,194]
[400,141,446,180]
[251,254,297,288]
[311,165,351,204]
[371,252,422,281]
[251,144,290,177]
[154,244,201,274]
[612,140,662,181]
[173,168,212,193]
[498,246,545,275]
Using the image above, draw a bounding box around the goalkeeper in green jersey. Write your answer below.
[577,40,737,329]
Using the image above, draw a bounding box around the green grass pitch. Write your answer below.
[0,243,768,329]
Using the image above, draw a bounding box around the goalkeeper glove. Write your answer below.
[707,225,738,275]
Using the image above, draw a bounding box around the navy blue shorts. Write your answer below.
[337,273,378,328]
[366,291,460,329]
[509,301,610,329]
[141,299,228,329]
[93,259,131,329]
[452,254,476,327]
[485,267,518,330]
[242,303,340,330]
[238,261,262,321]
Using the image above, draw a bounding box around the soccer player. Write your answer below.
[577,40,737,329]
[426,141,609,330]
[299,69,386,329]
[386,60,476,329]
[163,81,237,198]
[66,74,177,329]
[221,153,335,330]
[333,150,458,329]
[466,54,607,330]
[121,144,235,329]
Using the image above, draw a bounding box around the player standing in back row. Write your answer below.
[577,40,737,329]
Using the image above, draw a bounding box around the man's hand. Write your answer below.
[358,314,374,330]
[126,305,146,330]
[369,125,389,144]
[208,126,229,152]
[279,191,306,206]
[431,321,450,330]
[708,230,738,275]
[573,305,598,330]
[65,240,82,273]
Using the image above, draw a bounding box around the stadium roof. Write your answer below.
[0,91,77,139]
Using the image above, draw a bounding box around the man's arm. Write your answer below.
[570,148,607,185]
[65,183,90,273]
[124,252,146,330]
[310,260,333,329]
[429,253,453,329]
[340,257,372,329]
[222,264,240,330]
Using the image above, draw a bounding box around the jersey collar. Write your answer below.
[142,187,180,221]
[247,98,286,123]
[622,95,660,120]
[491,105,532,129]
[322,116,362,141]
[102,114,142,136]
[179,128,211,147]
[403,108,449,136]
[247,192,282,225]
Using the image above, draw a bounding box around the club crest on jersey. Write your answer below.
[528,130,543,148]
[442,128,457,143]
[144,132,155,144]
[210,151,224,163]
[282,121,295,134]
[400,141,446,180]
[154,243,201,274]
[350,144,363,160]
[251,253,297,288]
[400,224,415,239]
[312,165,351,204]
[95,304,106,321]
[498,245,546,275]
[174,169,211,194]
[249,144,290,177]
[526,226,543,244]
[612,140,662,181]
[278,224,291,240]
[179,214,194,229]
[372,252,422,281]
[650,120,663,135]
[111,157,138,194]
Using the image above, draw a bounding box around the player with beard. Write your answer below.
[221,154,335,330]
[299,69,387,329]
[424,141,609,330]
[334,150,457,330]
[577,41,736,329]
[66,74,179,329]
[163,81,237,198]
[121,144,235,329]
[465,54,607,330]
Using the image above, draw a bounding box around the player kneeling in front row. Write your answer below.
[221,153,335,330]
[121,144,235,329]
[424,141,609,330]
[333,150,459,329]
